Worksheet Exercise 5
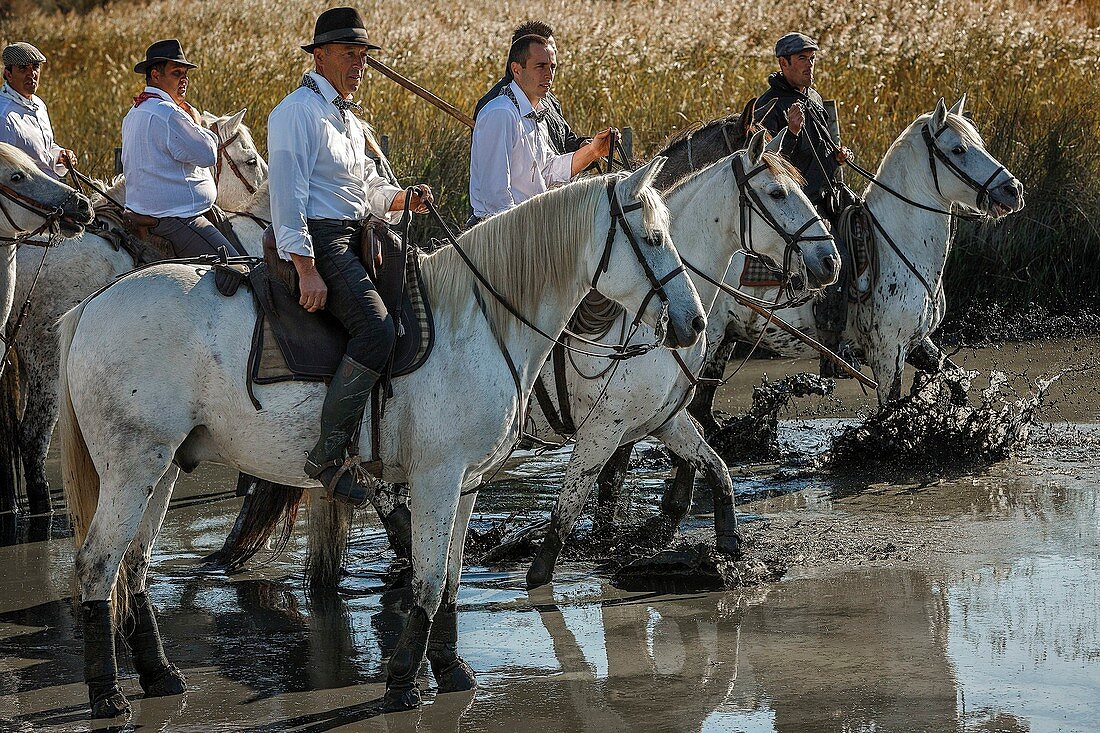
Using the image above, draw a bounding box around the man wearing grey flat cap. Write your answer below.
[755,32,856,378]
[0,42,76,178]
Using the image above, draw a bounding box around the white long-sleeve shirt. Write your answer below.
[469,81,576,219]
[268,71,402,260]
[121,87,219,218]
[0,83,66,178]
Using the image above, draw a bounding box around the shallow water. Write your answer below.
[1,344,1098,732]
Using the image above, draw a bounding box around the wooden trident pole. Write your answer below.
[364,55,475,130]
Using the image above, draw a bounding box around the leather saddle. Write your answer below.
[243,223,434,408]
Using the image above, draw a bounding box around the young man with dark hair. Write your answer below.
[469,34,613,224]
[474,21,589,160]
[0,42,76,178]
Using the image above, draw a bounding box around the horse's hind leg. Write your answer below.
[77,450,174,718]
[121,465,187,698]
[428,490,477,694]
[653,413,741,558]
[593,442,634,535]
[384,465,463,711]
[527,427,624,589]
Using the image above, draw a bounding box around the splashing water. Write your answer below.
[830,368,1056,467]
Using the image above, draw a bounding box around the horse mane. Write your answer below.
[659,114,742,154]
[420,174,667,337]
[88,175,125,209]
[0,142,43,171]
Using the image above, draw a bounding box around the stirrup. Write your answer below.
[317,455,380,506]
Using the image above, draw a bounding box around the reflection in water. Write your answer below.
[0,425,1098,731]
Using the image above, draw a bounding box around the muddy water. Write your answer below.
[1,342,1098,732]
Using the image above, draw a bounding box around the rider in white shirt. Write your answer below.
[268,7,433,506]
[468,34,614,225]
[121,39,240,258]
[0,42,75,179]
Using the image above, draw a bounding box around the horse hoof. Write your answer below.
[90,689,131,719]
[382,683,422,712]
[716,532,743,560]
[433,657,477,693]
[141,664,187,697]
[526,559,552,590]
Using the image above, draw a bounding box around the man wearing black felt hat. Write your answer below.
[121,39,239,258]
[268,7,433,507]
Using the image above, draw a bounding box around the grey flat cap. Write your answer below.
[775,32,818,57]
[2,42,47,66]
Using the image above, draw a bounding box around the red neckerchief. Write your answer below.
[132,91,164,108]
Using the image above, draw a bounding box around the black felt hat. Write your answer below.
[301,7,381,53]
[133,39,197,74]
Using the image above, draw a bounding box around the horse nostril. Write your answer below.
[691,315,706,335]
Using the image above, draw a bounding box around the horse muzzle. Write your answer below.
[664,312,706,348]
[804,250,841,290]
[59,194,94,237]
[987,179,1024,219]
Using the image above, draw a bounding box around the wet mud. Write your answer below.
[1,340,1098,731]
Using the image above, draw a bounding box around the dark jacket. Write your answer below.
[474,75,589,155]
[755,72,840,206]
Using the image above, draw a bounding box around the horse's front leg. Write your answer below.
[868,341,908,406]
[428,490,478,694]
[120,466,187,698]
[653,412,741,558]
[527,427,625,590]
[383,465,463,711]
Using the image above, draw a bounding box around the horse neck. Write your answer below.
[665,160,739,311]
[421,192,603,389]
[864,136,955,290]
[235,181,271,221]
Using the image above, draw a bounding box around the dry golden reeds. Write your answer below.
[3,0,1099,314]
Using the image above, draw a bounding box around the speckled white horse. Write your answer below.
[702,97,1024,406]
[57,160,706,718]
[1,110,266,511]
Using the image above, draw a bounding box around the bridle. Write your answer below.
[591,178,687,337]
[731,154,833,303]
[921,123,1009,216]
[0,176,77,243]
[210,121,258,196]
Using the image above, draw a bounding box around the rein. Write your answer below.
[210,122,258,196]
[424,178,681,362]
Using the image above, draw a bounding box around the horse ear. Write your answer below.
[764,128,786,155]
[200,110,217,126]
[223,108,247,138]
[746,128,767,165]
[948,94,967,118]
[929,97,948,134]
[619,156,666,203]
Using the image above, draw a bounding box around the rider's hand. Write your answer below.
[835,147,852,165]
[57,149,77,167]
[292,255,327,312]
[587,128,618,158]
[409,184,433,214]
[786,103,805,135]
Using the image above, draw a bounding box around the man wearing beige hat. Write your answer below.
[0,42,75,178]
[121,39,238,258]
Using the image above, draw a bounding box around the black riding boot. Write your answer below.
[304,355,379,507]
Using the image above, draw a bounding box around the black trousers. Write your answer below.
[812,204,852,333]
[307,219,395,371]
[150,213,243,258]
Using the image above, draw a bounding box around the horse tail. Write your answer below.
[307,496,352,591]
[0,352,22,513]
[58,300,99,548]
[204,478,305,572]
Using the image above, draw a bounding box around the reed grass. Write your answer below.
[3,0,1098,315]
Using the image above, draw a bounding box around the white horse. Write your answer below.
[700,97,1024,407]
[1,111,267,511]
[515,130,839,587]
[58,160,706,718]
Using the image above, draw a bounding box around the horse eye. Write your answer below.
[247,158,258,166]
[10,172,24,183]
[952,145,965,155]
[768,189,786,200]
